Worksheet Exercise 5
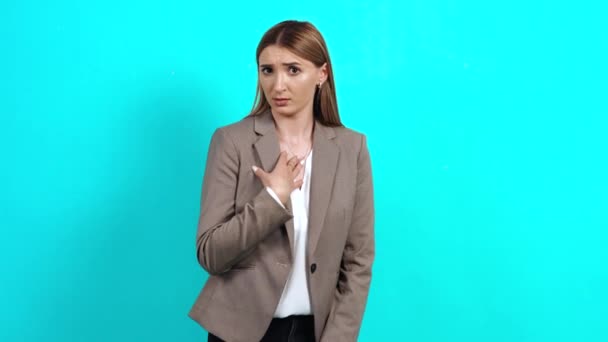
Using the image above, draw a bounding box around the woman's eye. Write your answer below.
[289,66,300,74]
[261,67,272,74]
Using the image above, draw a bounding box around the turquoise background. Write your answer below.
[2,1,607,341]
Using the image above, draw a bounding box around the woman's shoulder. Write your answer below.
[318,124,369,161]
[207,115,258,149]
[331,124,368,148]
[215,114,256,136]
[333,124,365,139]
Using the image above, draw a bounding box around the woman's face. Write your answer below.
[258,45,327,118]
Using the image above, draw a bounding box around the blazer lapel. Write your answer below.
[253,110,296,261]
[308,122,339,256]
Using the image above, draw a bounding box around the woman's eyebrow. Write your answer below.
[259,62,301,67]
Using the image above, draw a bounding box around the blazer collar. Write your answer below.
[253,109,339,259]
[253,108,336,139]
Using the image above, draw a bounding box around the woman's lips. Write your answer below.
[273,98,289,106]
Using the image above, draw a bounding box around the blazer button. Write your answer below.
[310,263,317,273]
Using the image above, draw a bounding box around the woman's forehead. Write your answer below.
[258,46,312,66]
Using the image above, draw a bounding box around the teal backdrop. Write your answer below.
[2,1,607,341]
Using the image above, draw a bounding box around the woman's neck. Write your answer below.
[271,110,314,144]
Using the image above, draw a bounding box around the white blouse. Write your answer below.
[265,150,313,317]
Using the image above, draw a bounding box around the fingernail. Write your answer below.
[252,166,258,172]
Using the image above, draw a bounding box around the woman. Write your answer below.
[188,20,375,342]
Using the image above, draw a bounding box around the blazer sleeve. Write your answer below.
[195,127,294,275]
[320,134,375,342]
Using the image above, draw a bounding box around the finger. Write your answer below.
[293,175,304,184]
[278,150,288,163]
[292,162,304,175]
[252,165,266,180]
[287,156,299,169]
[294,178,304,189]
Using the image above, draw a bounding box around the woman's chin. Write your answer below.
[271,106,296,117]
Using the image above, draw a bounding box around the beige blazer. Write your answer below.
[188,109,375,342]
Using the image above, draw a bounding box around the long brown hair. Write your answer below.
[248,20,343,127]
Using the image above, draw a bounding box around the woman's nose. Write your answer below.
[273,72,287,92]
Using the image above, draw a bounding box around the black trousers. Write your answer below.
[208,315,315,342]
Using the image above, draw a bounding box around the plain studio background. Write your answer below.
[1,1,607,341]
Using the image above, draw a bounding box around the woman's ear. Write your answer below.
[319,62,328,83]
